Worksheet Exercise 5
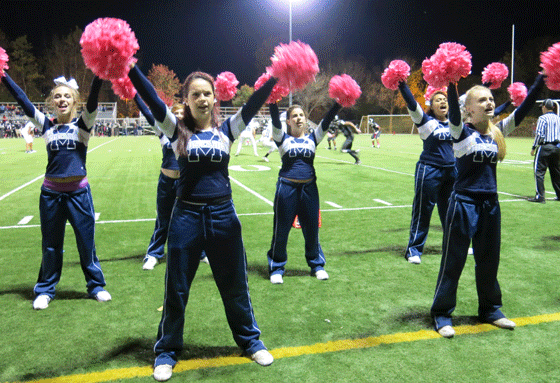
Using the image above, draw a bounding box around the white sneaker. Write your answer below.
[250,349,274,366]
[437,325,455,338]
[468,248,474,255]
[143,255,158,270]
[95,290,112,302]
[33,294,51,310]
[315,269,329,280]
[200,256,209,264]
[263,156,269,162]
[270,274,283,284]
[153,364,173,381]
[492,318,516,329]
[407,255,421,264]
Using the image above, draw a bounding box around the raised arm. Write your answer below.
[447,82,462,139]
[133,94,155,127]
[1,73,37,118]
[240,77,277,125]
[86,76,103,114]
[398,81,426,125]
[512,74,545,126]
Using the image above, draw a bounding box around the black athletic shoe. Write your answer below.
[528,197,546,203]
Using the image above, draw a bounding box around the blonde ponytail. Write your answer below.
[489,123,506,162]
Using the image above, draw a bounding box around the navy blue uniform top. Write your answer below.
[398,82,455,167]
[134,94,179,171]
[448,74,544,195]
[128,65,276,201]
[270,103,340,180]
[2,73,101,178]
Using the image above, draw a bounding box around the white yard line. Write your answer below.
[324,201,342,208]
[229,176,274,206]
[0,197,536,230]
[17,216,33,225]
[373,199,393,205]
[0,139,118,202]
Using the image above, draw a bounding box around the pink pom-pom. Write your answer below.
[111,76,136,100]
[80,18,139,80]
[214,71,239,101]
[507,82,527,107]
[381,60,410,90]
[481,62,509,89]
[328,74,362,107]
[540,42,560,91]
[254,72,290,104]
[424,85,447,103]
[267,40,319,91]
[422,42,472,88]
[0,46,8,77]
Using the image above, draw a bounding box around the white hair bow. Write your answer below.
[53,76,79,90]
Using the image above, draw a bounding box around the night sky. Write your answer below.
[1,0,559,85]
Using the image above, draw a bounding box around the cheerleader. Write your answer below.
[139,99,209,269]
[1,73,111,310]
[127,64,277,381]
[266,102,340,284]
[431,73,544,338]
[399,83,456,264]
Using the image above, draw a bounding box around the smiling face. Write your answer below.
[430,92,448,121]
[51,85,78,122]
[287,107,307,137]
[466,86,495,125]
[185,78,215,129]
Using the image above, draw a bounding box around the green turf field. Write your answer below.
[1,134,559,383]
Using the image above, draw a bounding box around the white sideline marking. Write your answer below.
[229,176,274,206]
[18,216,33,225]
[0,139,118,203]
[374,199,393,206]
[0,174,44,201]
[0,197,537,230]
[497,191,525,198]
[325,201,342,208]
[95,212,101,220]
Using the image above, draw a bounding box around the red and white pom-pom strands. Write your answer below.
[328,74,361,107]
[255,73,290,104]
[541,42,560,91]
[507,82,527,107]
[481,62,509,89]
[214,71,239,102]
[267,40,319,91]
[422,42,472,89]
[0,46,9,77]
[111,76,136,100]
[381,60,410,90]
[80,18,139,81]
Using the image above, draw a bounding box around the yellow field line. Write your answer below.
[13,312,560,383]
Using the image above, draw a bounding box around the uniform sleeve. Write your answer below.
[268,103,284,144]
[533,116,546,149]
[314,103,341,144]
[1,72,47,131]
[81,76,102,131]
[447,83,463,139]
[134,94,155,127]
[241,77,277,126]
[511,74,545,128]
[398,81,426,125]
[128,65,176,137]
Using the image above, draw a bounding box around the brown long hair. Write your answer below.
[465,85,506,162]
[285,104,306,136]
[176,71,221,157]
